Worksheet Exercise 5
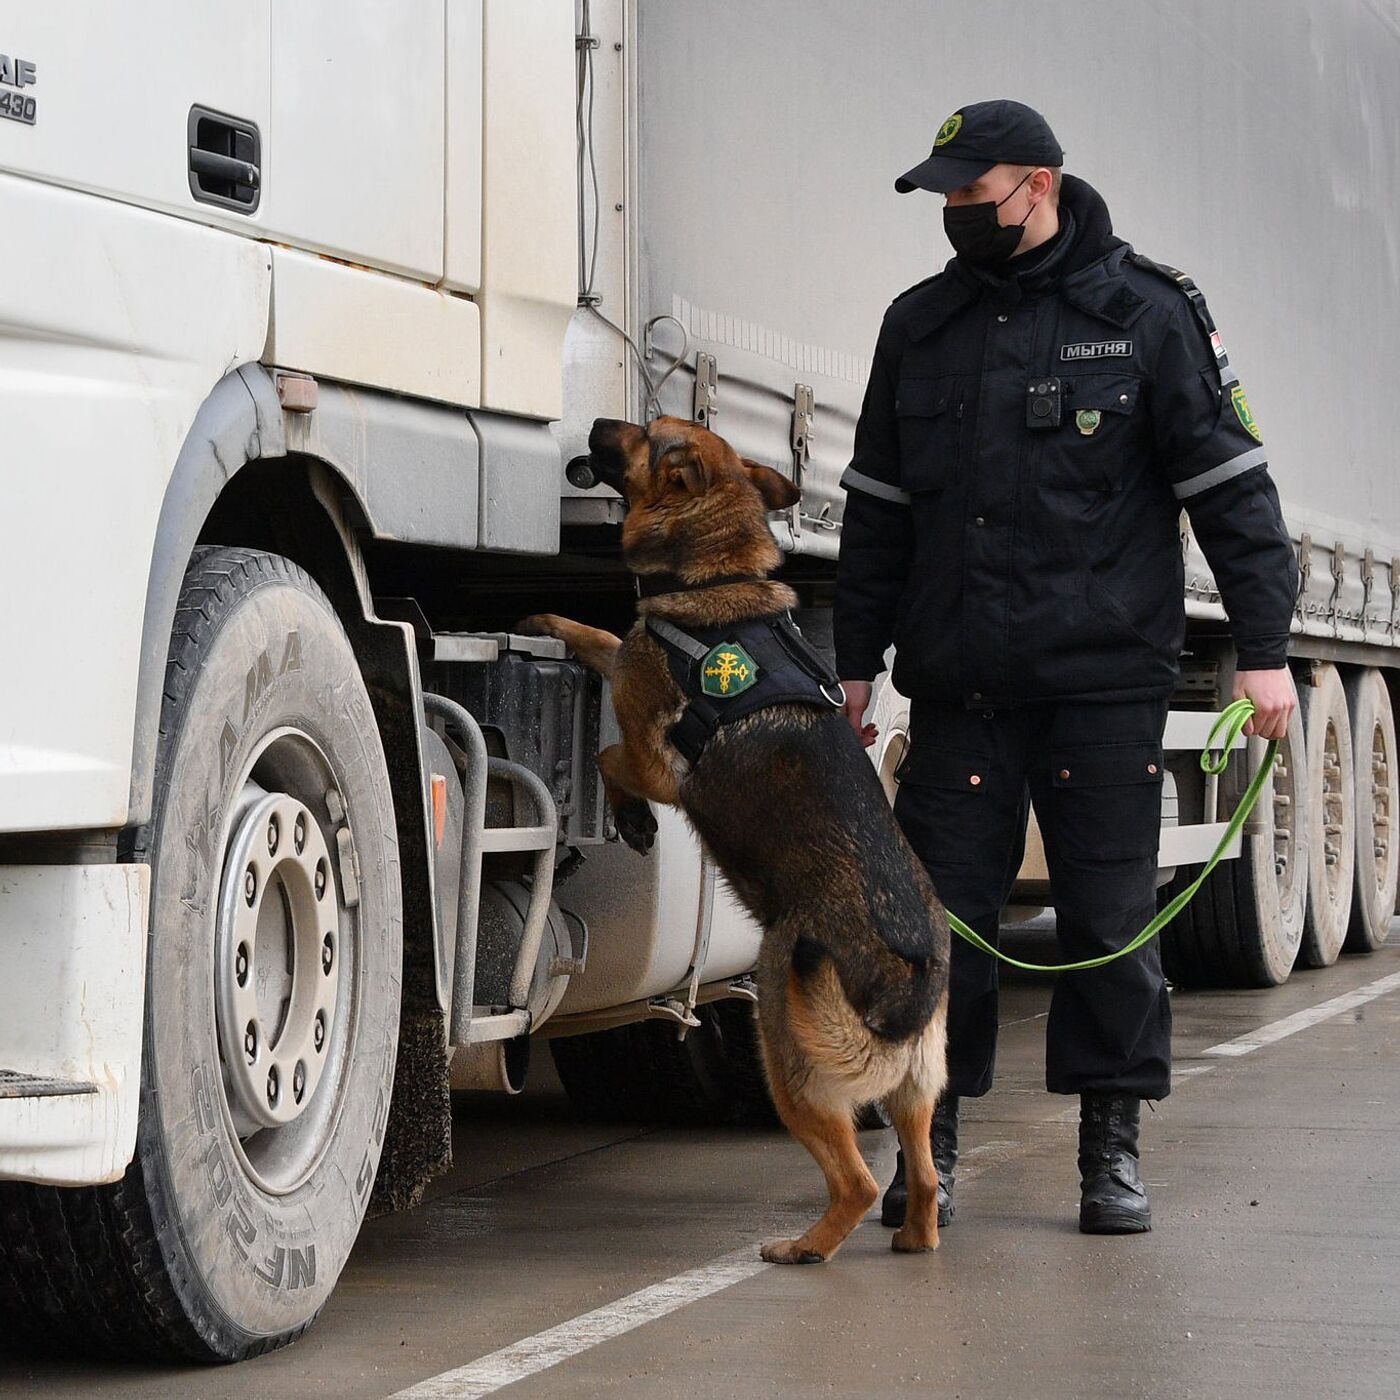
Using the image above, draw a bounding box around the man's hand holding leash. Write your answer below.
[1233,667,1297,740]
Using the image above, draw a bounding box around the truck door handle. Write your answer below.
[190,148,259,188]
[187,105,261,213]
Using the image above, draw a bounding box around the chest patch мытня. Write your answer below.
[1060,340,1134,361]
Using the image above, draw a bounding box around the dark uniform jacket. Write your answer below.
[833,175,1298,706]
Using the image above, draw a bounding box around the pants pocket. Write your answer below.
[1042,741,1164,862]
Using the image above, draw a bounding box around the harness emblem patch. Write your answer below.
[701,643,759,698]
[1075,409,1102,436]
[1230,385,1262,442]
[934,112,963,147]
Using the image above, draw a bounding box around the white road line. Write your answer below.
[388,1250,771,1399]
[390,964,1400,1399]
[1173,1064,1216,1081]
[1201,968,1400,1058]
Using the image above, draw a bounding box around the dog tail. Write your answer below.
[791,935,938,1043]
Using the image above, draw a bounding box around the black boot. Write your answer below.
[1078,1093,1152,1234]
[881,1097,959,1228]
[932,1095,959,1226]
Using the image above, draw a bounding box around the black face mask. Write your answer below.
[942,171,1035,268]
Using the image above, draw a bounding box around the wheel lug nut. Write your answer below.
[322,932,334,975]
[244,868,257,905]
[293,1061,306,1103]
[313,1011,326,1051]
[244,1021,257,1063]
[235,944,249,986]
[267,1064,280,1106]
[294,813,307,854]
[315,862,327,900]
[267,814,279,856]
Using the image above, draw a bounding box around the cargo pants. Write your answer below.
[893,698,1172,1100]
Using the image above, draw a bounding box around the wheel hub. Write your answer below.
[1321,720,1345,897]
[1370,722,1392,884]
[1272,739,1298,911]
[216,787,341,1133]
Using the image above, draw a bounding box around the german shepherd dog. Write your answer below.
[521,416,949,1262]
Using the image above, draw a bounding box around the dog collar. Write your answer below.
[634,571,770,599]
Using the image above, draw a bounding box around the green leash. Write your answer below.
[943,699,1277,973]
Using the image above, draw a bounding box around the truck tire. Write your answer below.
[1345,668,1398,952]
[550,996,777,1127]
[1160,705,1308,988]
[706,997,780,1126]
[1298,664,1356,968]
[0,548,402,1361]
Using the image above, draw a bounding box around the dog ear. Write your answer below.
[741,459,801,511]
[668,450,710,497]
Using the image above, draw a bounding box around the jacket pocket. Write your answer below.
[1045,740,1163,860]
[1043,373,1143,490]
[895,375,962,495]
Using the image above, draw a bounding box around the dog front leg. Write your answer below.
[597,742,679,855]
[517,613,622,678]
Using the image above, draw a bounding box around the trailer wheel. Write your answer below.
[1298,664,1356,968]
[1161,705,1308,988]
[0,548,402,1361]
[1345,669,1398,952]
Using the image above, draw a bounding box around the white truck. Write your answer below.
[1,0,1397,1363]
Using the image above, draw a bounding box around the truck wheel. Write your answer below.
[1345,669,1398,952]
[0,548,401,1361]
[1298,664,1356,968]
[1160,705,1307,988]
[550,997,776,1127]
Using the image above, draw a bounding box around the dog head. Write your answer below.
[585,416,801,581]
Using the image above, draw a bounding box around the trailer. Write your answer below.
[0,0,1396,1362]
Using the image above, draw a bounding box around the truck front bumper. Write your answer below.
[0,864,148,1185]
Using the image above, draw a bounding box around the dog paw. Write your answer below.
[891,1225,939,1254]
[515,614,558,637]
[759,1238,826,1265]
[613,798,658,854]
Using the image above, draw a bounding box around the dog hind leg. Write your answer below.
[884,1075,939,1253]
[757,1037,878,1264]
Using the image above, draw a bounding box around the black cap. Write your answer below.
[896,100,1063,194]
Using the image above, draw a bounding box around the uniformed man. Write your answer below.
[834,100,1299,1234]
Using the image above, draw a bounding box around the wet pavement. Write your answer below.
[3,929,1398,1399]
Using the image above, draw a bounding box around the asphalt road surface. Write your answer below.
[4,929,1398,1399]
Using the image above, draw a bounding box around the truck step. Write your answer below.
[0,1069,98,1100]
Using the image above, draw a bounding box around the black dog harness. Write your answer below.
[644,610,847,765]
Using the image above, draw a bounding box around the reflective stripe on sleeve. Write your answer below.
[840,466,912,505]
[1173,445,1269,500]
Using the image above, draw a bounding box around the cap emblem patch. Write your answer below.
[934,112,963,147]
[1230,385,1262,442]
